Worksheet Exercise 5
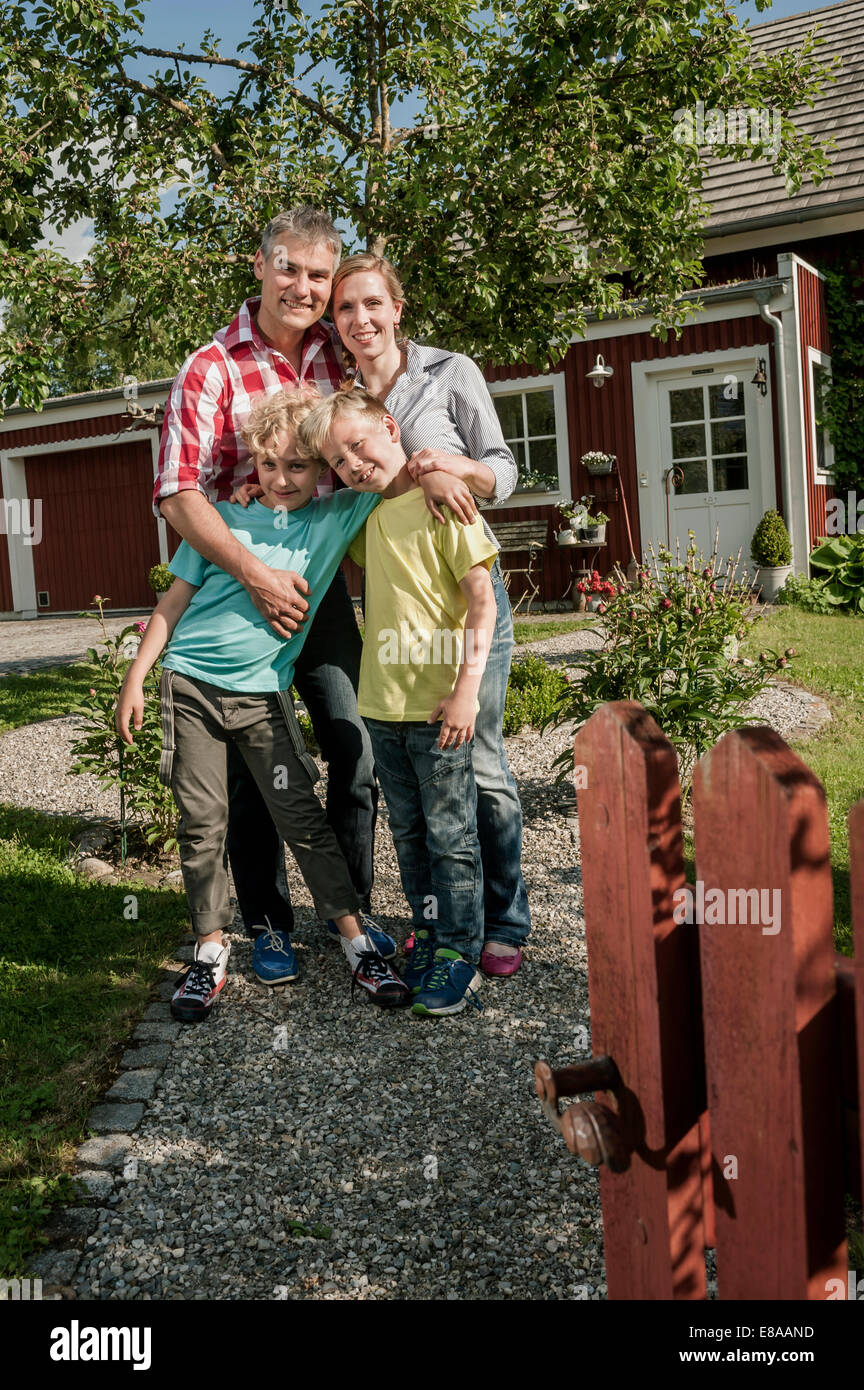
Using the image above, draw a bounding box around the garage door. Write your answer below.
[25,440,162,613]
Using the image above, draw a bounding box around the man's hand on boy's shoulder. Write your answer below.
[414,466,478,526]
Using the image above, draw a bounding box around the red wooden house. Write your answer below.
[1,0,861,617]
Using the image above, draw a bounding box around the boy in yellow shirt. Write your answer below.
[299,383,498,1017]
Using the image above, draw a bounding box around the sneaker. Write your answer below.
[404,928,436,994]
[480,943,523,978]
[411,949,482,1018]
[252,922,299,985]
[344,935,412,1009]
[171,941,229,1022]
[325,912,396,961]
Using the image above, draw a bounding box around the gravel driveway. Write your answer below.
[2,628,829,1301]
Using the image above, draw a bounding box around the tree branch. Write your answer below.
[132,44,365,149]
[110,69,229,169]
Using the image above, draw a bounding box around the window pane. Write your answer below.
[709,382,744,417]
[672,422,706,459]
[493,393,523,441]
[510,440,527,478]
[714,455,749,492]
[711,419,747,456]
[674,459,709,494]
[526,436,559,484]
[669,388,704,423]
[525,388,556,438]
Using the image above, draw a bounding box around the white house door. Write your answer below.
[658,376,762,567]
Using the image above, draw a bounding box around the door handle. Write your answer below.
[534,1057,630,1172]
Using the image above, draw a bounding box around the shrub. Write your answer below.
[148,562,174,593]
[551,540,793,798]
[809,534,864,614]
[69,598,178,860]
[751,510,792,568]
[776,573,836,614]
[504,654,570,734]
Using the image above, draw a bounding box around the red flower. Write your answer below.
[662,597,672,609]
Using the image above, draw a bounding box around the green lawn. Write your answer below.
[0,663,94,734]
[742,608,864,956]
[0,805,186,1275]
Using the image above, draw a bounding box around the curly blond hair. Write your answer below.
[241,387,322,459]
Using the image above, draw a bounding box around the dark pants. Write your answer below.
[226,569,377,933]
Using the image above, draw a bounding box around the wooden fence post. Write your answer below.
[693,727,847,1300]
[848,801,864,1217]
[572,702,709,1299]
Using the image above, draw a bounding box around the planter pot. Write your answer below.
[586,595,606,612]
[580,524,606,543]
[584,458,614,476]
[755,564,792,602]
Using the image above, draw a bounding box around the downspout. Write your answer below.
[753,287,794,562]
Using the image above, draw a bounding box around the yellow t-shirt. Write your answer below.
[349,488,498,721]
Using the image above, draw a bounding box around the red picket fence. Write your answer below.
[535,702,864,1300]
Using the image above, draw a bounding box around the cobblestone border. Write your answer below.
[25,942,195,1300]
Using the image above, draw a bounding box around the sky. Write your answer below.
[46,0,848,260]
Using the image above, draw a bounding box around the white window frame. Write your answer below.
[806,347,835,485]
[486,372,570,503]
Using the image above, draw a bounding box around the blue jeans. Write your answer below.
[226,569,377,933]
[473,562,531,947]
[365,718,484,965]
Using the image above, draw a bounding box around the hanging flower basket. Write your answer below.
[581,451,616,477]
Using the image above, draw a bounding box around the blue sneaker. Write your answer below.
[404,928,436,994]
[325,913,396,961]
[252,923,298,985]
[411,949,482,1017]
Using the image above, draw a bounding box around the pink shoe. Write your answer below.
[480,944,523,977]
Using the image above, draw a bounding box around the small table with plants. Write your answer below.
[556,497,611,609]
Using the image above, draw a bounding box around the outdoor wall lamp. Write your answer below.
[586,354,614,388]
[751,358,768,397]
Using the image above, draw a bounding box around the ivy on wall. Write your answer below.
[817,257,864,491]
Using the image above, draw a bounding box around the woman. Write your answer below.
[329,253,531,976]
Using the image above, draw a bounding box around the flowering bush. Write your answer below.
[69,598,177,861]
[552,540,795,797]
[575,569,618,602]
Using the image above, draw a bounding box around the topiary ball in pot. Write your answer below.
[148,562,174,594]
[751,510,792,568]
[750,510,792,601]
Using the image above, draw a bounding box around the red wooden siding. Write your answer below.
[0,412,153,451]
[25,441,162,612]
[484,315,775,594]
[796,262,835,548]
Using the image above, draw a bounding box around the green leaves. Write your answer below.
[0,0,833,403]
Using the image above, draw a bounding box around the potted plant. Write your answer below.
[580,505,610,543]
[750,510,792,601]
[574,571,618,613]
[520,469,558,493]
[556,498,587,543]
[148,562,174,598]
[581,450,616,477]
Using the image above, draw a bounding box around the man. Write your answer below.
[154,205,387,984]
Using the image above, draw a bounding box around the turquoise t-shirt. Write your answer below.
[162,493,378,692]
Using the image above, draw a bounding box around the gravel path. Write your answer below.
[2,629,831,1301]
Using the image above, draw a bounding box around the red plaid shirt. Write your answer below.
[153,298,344,515]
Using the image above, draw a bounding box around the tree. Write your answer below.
[0,0,832,412]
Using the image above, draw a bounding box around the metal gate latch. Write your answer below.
[534,1056,630,1173]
